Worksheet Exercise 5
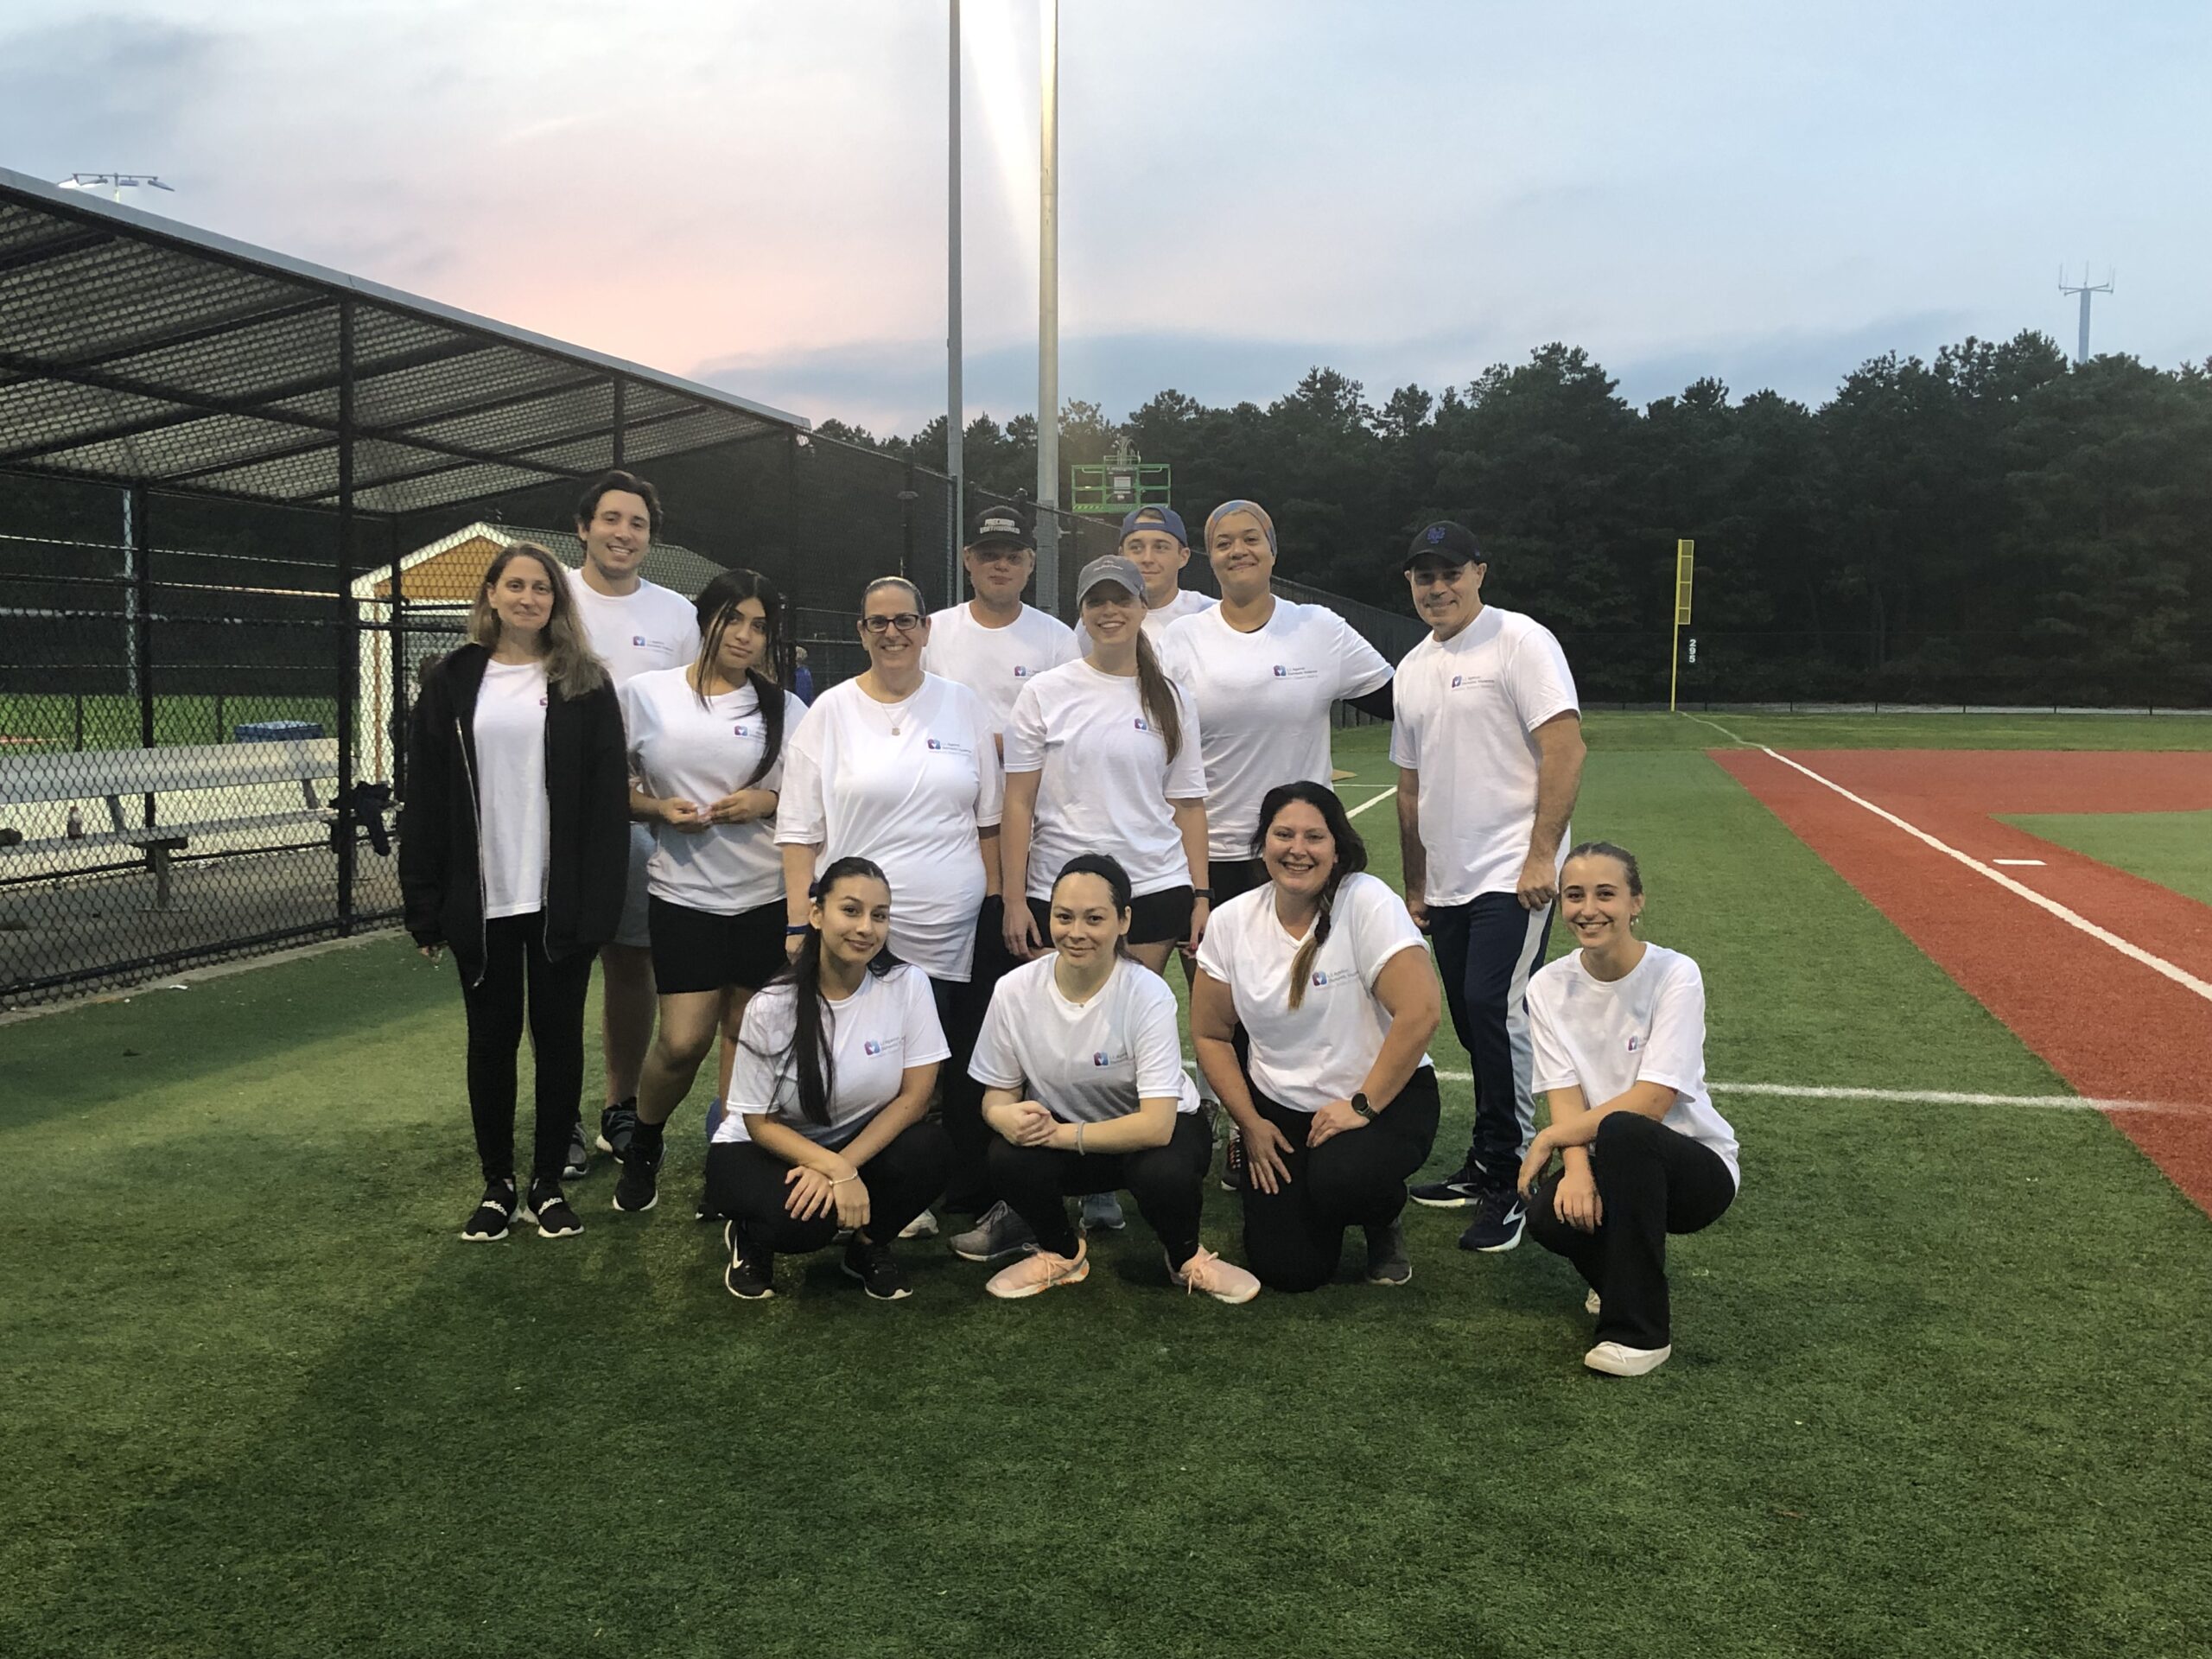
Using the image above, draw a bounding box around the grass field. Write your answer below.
[4,714,2209,1658]
[2001,809,2212,907]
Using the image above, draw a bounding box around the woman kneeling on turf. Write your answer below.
[1516,842,1739,1377]
[1192,781,1441,1292]
[969,855,1259,1303]
[704,857,952,1300]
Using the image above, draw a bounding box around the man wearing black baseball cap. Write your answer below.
[1389,521,1586,1253]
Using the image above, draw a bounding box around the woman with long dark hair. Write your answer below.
[610,569,805,1216]
[999,553,1210,976]
[1192,780,1441,1291]
[965,855,1258,1302]
[703,857,952,1300]
[401,542,628,1243]
[1517,842,1738,1377]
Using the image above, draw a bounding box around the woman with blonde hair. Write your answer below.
[401,543,629,1243]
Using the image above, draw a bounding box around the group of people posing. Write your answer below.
[398,472,1740,1377]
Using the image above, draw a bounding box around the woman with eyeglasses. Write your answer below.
[776,577,1004,1205]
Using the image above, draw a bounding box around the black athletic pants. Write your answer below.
[458,912,594,1187]
[705,1120,950,1255]
[1241,1068,1440,1292]
[1527,1112,1735,1350]
[1185,858,1268,1103]
[932,902,1014,1215]
[988,1109,1214,1265]
[1428,892,1553,1185]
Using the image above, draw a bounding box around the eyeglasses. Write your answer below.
[860,613,925,635]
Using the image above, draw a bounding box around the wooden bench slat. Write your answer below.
[0,739,343,805]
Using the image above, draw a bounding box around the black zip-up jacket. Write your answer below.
[398,643,630,981]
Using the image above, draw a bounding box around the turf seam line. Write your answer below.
[1752,746,2212,1007]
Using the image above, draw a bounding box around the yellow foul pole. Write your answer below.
[1669,540,1695,712]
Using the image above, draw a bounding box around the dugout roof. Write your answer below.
[0,166,809,517]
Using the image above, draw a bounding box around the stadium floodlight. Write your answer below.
[1036,0,1059,604]
[57,172,175,205]
[2056,264,2114,366]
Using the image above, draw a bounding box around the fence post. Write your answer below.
[611,375,626,469]
[334,296,358,937]
[390,517,408,798]
[131,482,154,824]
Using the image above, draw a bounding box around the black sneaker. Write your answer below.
[612,1135,663,1212]
[596,1100,639,1163]
[1363,1221,1412,1286]
[841,1234,912,1301]
[724,1224,775,1300]
[1220,1132,1245,1193]
[460,1179,517,1242]
[562,1121,590,1181]
[522,1180,583,1239]
[1456,1186,1526,1253]
[1409,1165,1491,1208]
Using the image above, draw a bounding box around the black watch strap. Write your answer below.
[1351,1091,1376,1120]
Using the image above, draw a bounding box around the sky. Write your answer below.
[4,0,2208,437]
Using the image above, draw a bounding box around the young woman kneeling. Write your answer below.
[704,858,952,1300]
[1192,782,1442,1292]
[971,856,1259,1303]
[1516,842,1738,1376]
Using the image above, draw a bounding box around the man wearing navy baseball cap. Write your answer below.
[1389,520,1586,1254]
[1071,505,1217,654]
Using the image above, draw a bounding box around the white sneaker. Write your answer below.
[1585,1288,1602,1316]
[899,1208,939,1240]
[1584,1341,1672,1377]
[1167,1246,1261,1305]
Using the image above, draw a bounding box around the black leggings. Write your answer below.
[1527,1111,1735,1350]
[988,1109,1214,1265]
[705,1119,950,1255]
[1240,1068,1441,1292]
[933,901,1013,1214]
[458,911,594,1186]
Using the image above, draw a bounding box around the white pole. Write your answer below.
[947,0,964,581]
[1035,0,1060,612]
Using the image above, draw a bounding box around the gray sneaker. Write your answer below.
[950,1200,1037,1262]
[1080,1191,1126,1233]
[1363,1221,1412,1286]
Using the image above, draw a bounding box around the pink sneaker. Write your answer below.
[985,1239,1090,1300]
[1168,1246,1261,1305]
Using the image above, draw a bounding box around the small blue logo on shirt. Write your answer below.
[632,634,647,646]
[1092,1051,1113,1067]
[1310,967,1351,988]
[1626,1035,1643,1053]
[864,1040,885,1056]
[1014,665,1030,677]
[1132,717,1150,732]
[1273,665,1288,677]
[1452,675,1464,688]
[733,723,753,738]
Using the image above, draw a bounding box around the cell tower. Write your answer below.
[2056,264,2113,365]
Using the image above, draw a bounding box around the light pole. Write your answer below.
[947,0,964,583]
[1035,0,1060,610]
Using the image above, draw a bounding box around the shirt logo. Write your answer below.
[1626,1035,1643,1053]
[863,1039,885,1056]
[925,737,973,756]
[1092,1051,1113,1067]
[1310,967,1350,988]
[1014,665,1030,677]
[1132,717,1150,732]
[733,723,753,737]
[632,634,647,647]
[1273,664,1319,681]
[537,696,548,707]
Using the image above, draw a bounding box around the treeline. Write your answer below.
[819,334,2212,706]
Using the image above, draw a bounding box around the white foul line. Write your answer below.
[1424,1072,2192,1113]
[1993,858,2046,867]
[1751,746,2212,1006]
[1345,785,1397,819]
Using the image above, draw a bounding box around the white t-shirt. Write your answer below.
[775,675,1004,981]
[921,601,1078,741]
[473,658,549,920]
[969,956,1201,1122]
[1071,588,1217,655]
[619,668,803,914]
[1195,872,1433,1114]
[564,568,702,687]
[1158,600,1393,861]
[1527,944,1739,1188]
[715,963,950,1151]
[1389,606,1579,906]
[1002,659,1207,899]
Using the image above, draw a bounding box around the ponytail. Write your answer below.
[744,855,893,1126]
[1132,633,1184,764]
[1286,866,1345,1011]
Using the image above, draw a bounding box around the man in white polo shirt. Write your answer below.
[1392,521,1586,1254]
[562,470,702,1176]
[1070,505,1215,653]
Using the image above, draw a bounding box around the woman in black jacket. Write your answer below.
[401,543,630,1242]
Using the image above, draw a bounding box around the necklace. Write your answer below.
[863,673,915,736]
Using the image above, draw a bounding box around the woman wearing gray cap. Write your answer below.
[998,552,1210,977]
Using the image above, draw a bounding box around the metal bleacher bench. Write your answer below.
[0,736,353,911]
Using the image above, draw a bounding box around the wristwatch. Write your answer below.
[1351,1091,1376,1121]
[1191,887,1213,902]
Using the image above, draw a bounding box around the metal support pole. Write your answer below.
[388,515,407,795]
[948,0,964,564]
[130,482,153,824]
[334,297,358,936]
[611,376,627,469]
[900,461,918,582]
[1035,0,1061,613]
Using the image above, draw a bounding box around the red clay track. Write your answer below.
[1715,748,2212,1212]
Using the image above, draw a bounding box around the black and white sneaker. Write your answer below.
[562,1121,590,1181]
[612,1136,663,1213]
[1456,1186,1525,1252]
[596,1099,639,1163]
[1363,1221,1412,1286]
[1220,1133,1245,1194]
[460,1179,518,1242]
[842,1234,912,1301]
[723,1224,775,1300]
[522,1180,583,1239]
[1408,1165,1489,1208]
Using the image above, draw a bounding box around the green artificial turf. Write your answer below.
[1623,709,2212,753]
[1999,810,2212,908]
[3,725,2209,1657]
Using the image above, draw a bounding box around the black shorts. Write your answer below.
[1210,857,1268,906]
[1028,884,1194,950]
[647,896,788,995]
